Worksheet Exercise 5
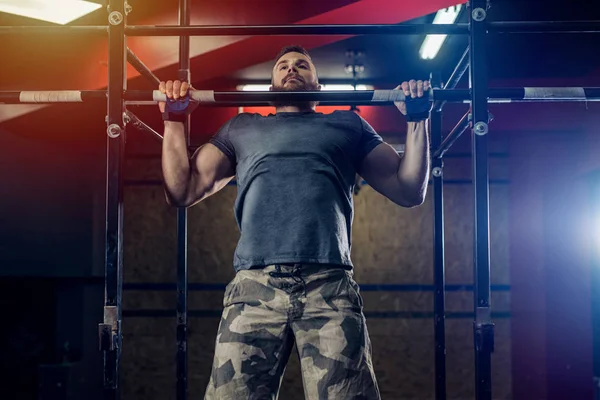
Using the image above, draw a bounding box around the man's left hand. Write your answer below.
[394,80,432,120]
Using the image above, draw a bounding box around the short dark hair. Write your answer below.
[274,45,313,64]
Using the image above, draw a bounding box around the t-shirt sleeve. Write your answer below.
[208,117,237,168]
[354,114,384,172]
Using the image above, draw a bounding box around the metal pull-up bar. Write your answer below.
[1,87,599,105]
[2,21,600,36]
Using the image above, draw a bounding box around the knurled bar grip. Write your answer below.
[19,91,83,102]
[152,90,216,102]
[371,89,433,102]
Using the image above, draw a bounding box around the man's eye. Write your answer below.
[298,65,307,69]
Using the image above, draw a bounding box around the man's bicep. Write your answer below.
[190,143,236,200]
[358,143,402,197]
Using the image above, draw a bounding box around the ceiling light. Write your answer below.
[321,84,371,91]
[419,5,463,60]
[0,0,102,25]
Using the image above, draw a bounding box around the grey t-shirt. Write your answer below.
[209,110,384,271]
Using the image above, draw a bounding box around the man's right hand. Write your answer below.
[158,80,191,113]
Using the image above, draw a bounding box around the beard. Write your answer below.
[269,77,320,109]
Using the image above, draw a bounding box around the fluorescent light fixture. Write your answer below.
[239,84,271,91]
[238,84,373,91]
[0,0,102,25]
[321,84,372,91]
[419,4,463,60]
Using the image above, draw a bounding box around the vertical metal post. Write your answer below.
[468,1,494,400]
[590,171,600,400]
[430,72,447,400]
[99,0,127,399]
[176,1,191,399]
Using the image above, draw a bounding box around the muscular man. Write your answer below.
[159,45,431,400]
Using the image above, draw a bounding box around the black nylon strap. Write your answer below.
[405,92,432,121]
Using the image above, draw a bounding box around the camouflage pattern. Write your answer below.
[204,264,381,400]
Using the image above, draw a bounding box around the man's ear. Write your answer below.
[269,85,273,91]
[316,84,322,91]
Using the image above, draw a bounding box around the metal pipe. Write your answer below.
[434,47,470,111]
[445,47,470,90]
[0,24,465,36]
[433,111,471,159]
[469,2,494,400]
[3,87,600,105]
[121,282,512,291]
[176,0,191,399]
[127,48,161,87]
[590,171,600,400]
[0,26,108,34]
[488,20,600,33]
[2,21,600,36]
[429,72,447,400]
[125,111,163,141]
[123,23,469,36]
[101,0,126,399]
[140,86,600,104]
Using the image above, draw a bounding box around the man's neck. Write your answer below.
[275,104,315,113]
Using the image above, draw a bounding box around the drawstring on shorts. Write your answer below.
[269,264,307,296]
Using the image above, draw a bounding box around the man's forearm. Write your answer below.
[396,120,430,204]
[162,121,192,205]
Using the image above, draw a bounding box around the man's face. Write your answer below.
[270,51,320,92]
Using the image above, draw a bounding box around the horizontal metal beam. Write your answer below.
[1,21,599,36]
[123,23,469,36]
[122,282,512,292]
[2,87,600,106]
[488,20,600,34]
[122,309,512,319]
[0,26,108,35]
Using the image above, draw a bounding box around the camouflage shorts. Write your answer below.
[204,263,380,400]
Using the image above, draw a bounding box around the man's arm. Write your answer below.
[359,120,430,208]
[162,120,235,208]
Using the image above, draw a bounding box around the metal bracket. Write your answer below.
[474,306,495,353]
[98,306,119,351]
[475,322,496,353]
[98,324,113,351]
